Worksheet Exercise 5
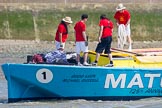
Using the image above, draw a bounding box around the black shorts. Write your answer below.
[95,36,112,54]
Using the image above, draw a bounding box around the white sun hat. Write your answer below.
[62,16,73,24]
[116,3,126,11]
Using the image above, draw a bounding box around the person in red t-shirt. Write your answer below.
[55,16,73,50]
[74,14,91,66]
[92,14,114,67]
[114,3,132,51]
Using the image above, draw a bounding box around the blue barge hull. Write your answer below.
[1,63,162,102]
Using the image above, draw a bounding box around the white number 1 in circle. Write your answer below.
[36,68,53,83]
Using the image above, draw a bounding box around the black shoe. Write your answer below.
[92,62,97,66]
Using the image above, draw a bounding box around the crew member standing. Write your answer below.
[92,14,114,67]
[55,16,73,50]
[74,14,91,66]
[114,3,132,51]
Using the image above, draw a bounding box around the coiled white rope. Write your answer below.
[117,24,127,49]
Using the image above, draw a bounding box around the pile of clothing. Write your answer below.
[26,49,77,65]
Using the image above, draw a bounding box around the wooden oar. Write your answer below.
[111,48,144,56]
[133,48,162,53]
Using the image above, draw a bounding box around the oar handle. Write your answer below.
[111,48,144,56]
